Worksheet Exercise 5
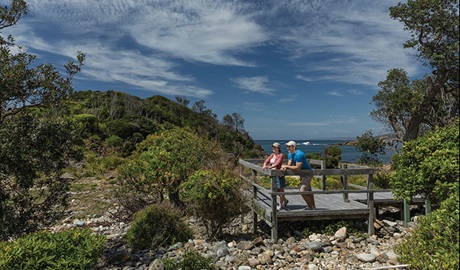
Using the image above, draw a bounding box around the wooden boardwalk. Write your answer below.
[240,159,427,241]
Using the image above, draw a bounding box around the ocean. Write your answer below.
[253,139,396,164]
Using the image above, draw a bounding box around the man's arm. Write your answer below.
[282,160,302,171]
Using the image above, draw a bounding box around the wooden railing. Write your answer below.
[239,159,393,240]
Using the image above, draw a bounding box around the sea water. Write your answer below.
[254,139,396,164]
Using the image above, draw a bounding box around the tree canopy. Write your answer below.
[371,0,459,142]
[1,0,84,240]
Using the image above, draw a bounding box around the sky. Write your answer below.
[2,0,427,140]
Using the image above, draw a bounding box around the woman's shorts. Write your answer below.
[276,176,286,189]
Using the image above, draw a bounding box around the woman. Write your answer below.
[263,142,288,210]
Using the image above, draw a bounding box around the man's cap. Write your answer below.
[286,141,296,147]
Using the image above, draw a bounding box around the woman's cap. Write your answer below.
[272,142,280,148]
[285,141,296,147]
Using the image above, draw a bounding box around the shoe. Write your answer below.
[282,200,289,208]
[304,206,316,210]
[277,205,282,211]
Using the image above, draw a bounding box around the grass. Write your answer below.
[258,175,370,190]
[67,175,119,219]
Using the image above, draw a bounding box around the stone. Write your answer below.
[237,240,254,250]
[248,258,260,267]
[334,227,347,240]
[304,242,323,252]
[356,253,376,262]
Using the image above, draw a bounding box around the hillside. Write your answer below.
[67,90,264,159]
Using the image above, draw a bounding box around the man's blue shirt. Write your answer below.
[287,150,312,170]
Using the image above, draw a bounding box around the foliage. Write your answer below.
[162,251,216,270]
[395,194,459,270]
[373,170,393,189]
[371,0,459,142]
[301,219,367,238]
[125,203,193,250]
[1,1,84,240]
[323,145,342,168]
[0,116,83,240]
[68,91,263,159]
[84,154,125,176]
[390,122,459,203]
[306,146,342,169]
[180,169,250,239]
[0,228,105,270]
[355,130,386,166]
[117,128,221,207]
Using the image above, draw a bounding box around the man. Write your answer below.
[281,141,316,210]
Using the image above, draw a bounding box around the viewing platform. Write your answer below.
[239,159,427,241]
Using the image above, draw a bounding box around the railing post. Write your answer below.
[271,174,278,241]
[403,198,409,227]
[341,164,349,202]
[367,173,375,236]
[321,160,327,190]
[252,169,258,235]
[425,198,431,215]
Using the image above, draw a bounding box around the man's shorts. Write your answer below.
[299,175,312,192]
[276,176,286,189]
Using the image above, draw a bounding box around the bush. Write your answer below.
[390,122,459,203]
[162,251,215,270]
[0,116,82,240]
[373,170,392,189]
[395,194,459,269]
[180,169,250,239]
[0,229,105,270]
[125,203,193,250]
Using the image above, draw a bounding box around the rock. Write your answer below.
[383,219,397,227]
[356,253,376,263]
[237,240,254,250]
[148,259,164,270]
[253,236,264,247]
[61,172,76,180]
[248,257,260,267]
[334,227,347,240]
[385,250,399,261]
[304,242,323,252]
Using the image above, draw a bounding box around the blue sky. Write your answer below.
[2,0,426,140]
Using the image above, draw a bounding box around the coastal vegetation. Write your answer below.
[1,0,458,269]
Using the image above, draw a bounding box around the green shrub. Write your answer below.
[0,228,105,270]
[395,194,459,269]
[85,155,125,175]
[373,170,392,189]
[390,123,459,203]
[162,251,215,270]
[125,203,193,250]
[180,169,250,239]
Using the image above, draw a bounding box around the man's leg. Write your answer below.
[300,176,316,209]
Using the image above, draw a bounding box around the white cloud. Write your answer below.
[231,76,275,95]
[326,91,343,97]
[288,122,330,127]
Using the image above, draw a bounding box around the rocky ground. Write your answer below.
[50,205,416,270]
[53,173,417,270]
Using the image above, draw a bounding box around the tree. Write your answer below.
[1,0,84,240]
[371,0,459,142]
[355,130,386,165]
[117,128,221,207]
[180,169,249,239]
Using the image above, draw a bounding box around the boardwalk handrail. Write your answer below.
[239,158,379,240]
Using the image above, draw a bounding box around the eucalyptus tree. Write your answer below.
[371,0,459,142]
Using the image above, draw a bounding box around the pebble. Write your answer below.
[49,207,410,270]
